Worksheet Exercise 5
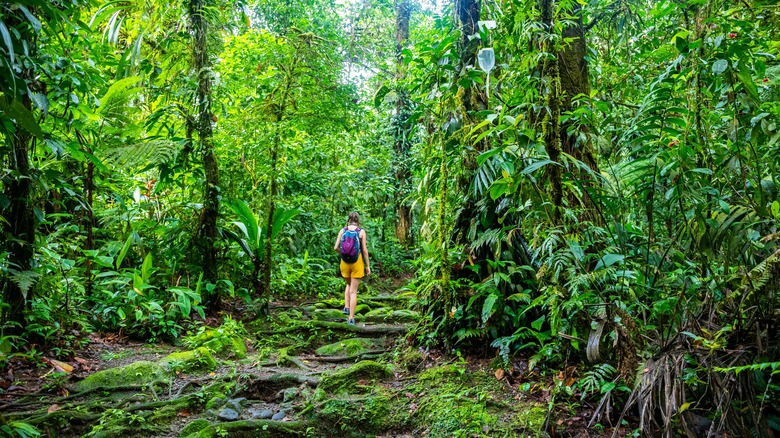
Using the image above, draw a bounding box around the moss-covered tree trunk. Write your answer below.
[189,0,220,289]
[557,2,599,212]
[540,0,563,215]
[393,0,413,245]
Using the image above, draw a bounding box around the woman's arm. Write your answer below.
[334,228,344,252]
[360,229,371,275]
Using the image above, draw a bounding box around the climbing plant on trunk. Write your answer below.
[189,0,220,291]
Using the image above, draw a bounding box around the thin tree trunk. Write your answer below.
[394,0,412,244]
[260,52,300,299]
[1,96,35,332]
[190,0,220,291]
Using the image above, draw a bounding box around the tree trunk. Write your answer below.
[556,2,599,210]
[1,96,36,332]
[189,0,220,291]
[393,0,413,244]
[539,0,563,214]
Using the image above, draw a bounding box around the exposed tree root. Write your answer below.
[257,320,408,336]
[301,350,389,363]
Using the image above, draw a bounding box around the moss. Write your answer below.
[391,309,419,322]
[311,309,351,321]
[160,347,217,374]
[320,360,393,393]
[364,307,392,317]
[188,330,246,359]
[417,363,467,382]
[315,338,384,357]
[397,347,424,371]
[72,361,169,392]
[353,304,371,314]
[191,420,306,437]
[512,403,547,432]
[179,419,211,437]
[316,395,393,434]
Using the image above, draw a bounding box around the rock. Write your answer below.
[159,347,217,374]
[218,407,240,421]
[315,338,384,357]
[230,397,247,405]
[72,361,169,392]
[179,418,210,436]
[365,307,391,316]
[206,396,225,410]
[317,395,391,432]
[271,411,286,420]
[320,360,393,393]
[354,304,371,314]
[282,387,299,403]
[248,408,274,419]
[311,309,349,321]
[225,399,244,413]
[391,309,420,322]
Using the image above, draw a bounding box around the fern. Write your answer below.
[714,361,780,375]
[9,270,40,297]
[103,139,178,170]
[97,76,143,127]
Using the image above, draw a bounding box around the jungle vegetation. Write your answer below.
[1,0,779,436]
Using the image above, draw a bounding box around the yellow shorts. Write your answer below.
[340,254,365,279]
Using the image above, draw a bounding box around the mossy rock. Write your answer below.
[72,361,169,392]
[160,347,217,374]
[179,419,211,437]
[311,308,351,321]
[189,420,306,437]
[353,304,371,314]
[320,360,393,393]
[315,338,384,357]
[391,309,419,322]
[364,307,392,317]
[316,395,395,434]
[320,298,343,308]
[188,330,247,359]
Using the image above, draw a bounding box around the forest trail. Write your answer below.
[1,277,549,437]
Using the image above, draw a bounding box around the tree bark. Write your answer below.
[393,0,412,244]
[1,96,36,331]
[189,0,220,290]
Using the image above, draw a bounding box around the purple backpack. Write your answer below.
[340,227,361,263]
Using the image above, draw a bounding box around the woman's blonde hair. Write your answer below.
[347,212,360,226]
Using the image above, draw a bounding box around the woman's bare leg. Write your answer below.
[343,279,351,310]
[348,277,361,320]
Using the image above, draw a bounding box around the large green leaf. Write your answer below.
[225,199,260,249]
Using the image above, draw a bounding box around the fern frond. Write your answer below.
[103,139,178,170]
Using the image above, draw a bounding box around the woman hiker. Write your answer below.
[334,212,371,325]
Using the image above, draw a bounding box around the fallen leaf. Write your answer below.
[7,385,26,391]
[73,357,89,365]
[45,358,74,373]
[557,419,564,425]
[564,377,576,387]
[495,369,505,380]
[177,409,191,417]
[48,404,61,413]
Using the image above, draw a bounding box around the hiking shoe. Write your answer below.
[347,318,355,325]
[342,307,349,315]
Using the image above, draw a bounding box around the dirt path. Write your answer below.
[2,282,550,437]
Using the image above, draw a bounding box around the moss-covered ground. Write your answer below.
[2,279,569,437]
